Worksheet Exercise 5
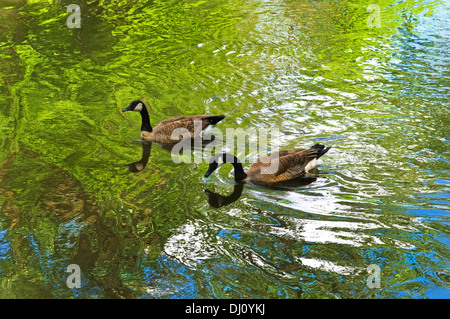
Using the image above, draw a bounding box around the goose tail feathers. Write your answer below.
[205,115,225,125]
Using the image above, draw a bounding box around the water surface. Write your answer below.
[0,0,449,298]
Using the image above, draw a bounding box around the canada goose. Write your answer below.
[204,144,330,186]
[122,100,225,143]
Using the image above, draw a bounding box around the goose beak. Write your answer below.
[204,169,214,178]
[204,162,221,178]
[122,105,132,112]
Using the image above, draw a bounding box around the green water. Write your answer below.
[0,0,449,299]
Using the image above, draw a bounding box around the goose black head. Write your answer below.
[204,153,247,181]
[123,100,145,113]
[204,154,221,178]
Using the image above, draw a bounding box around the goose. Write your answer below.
[122,100,225,143]
[204,144,330,186]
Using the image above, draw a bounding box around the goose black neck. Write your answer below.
[140,106,152,132]
[141,142,152,161]
[222,153,247,181]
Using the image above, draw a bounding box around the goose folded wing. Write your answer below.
[156,115,216,133]
[157,115,205,126]
[256,149,318,177]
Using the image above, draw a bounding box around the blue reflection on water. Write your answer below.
[407,209,449,216]
[0,230,9,257]
[142,254,198,299]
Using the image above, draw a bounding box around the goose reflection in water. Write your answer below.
[125,136,219,173]
[126,141,153,173]
[204,183,244,208]
[204,175,319,208]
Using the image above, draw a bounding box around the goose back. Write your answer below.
[141,115,225,143]
[246,149,320,184]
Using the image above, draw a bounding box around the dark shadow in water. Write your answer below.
[204,183,244,208]
[0,148,138,298]
[126,136,219,173]
[258,175,318,190]
[204,173,324,207]
[126,142,153,173]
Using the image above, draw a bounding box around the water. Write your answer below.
[0,0,449,299]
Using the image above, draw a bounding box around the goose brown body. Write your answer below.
[245,149,322,184]
[204,144,330,186]
[141,114,224,143]
[123,100,225,143]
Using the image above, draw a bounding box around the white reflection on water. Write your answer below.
[164,221,217,268]
[251,186,389,224]
[269,217,383,247]
[296,257,356,275]
[163,182,424,271]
